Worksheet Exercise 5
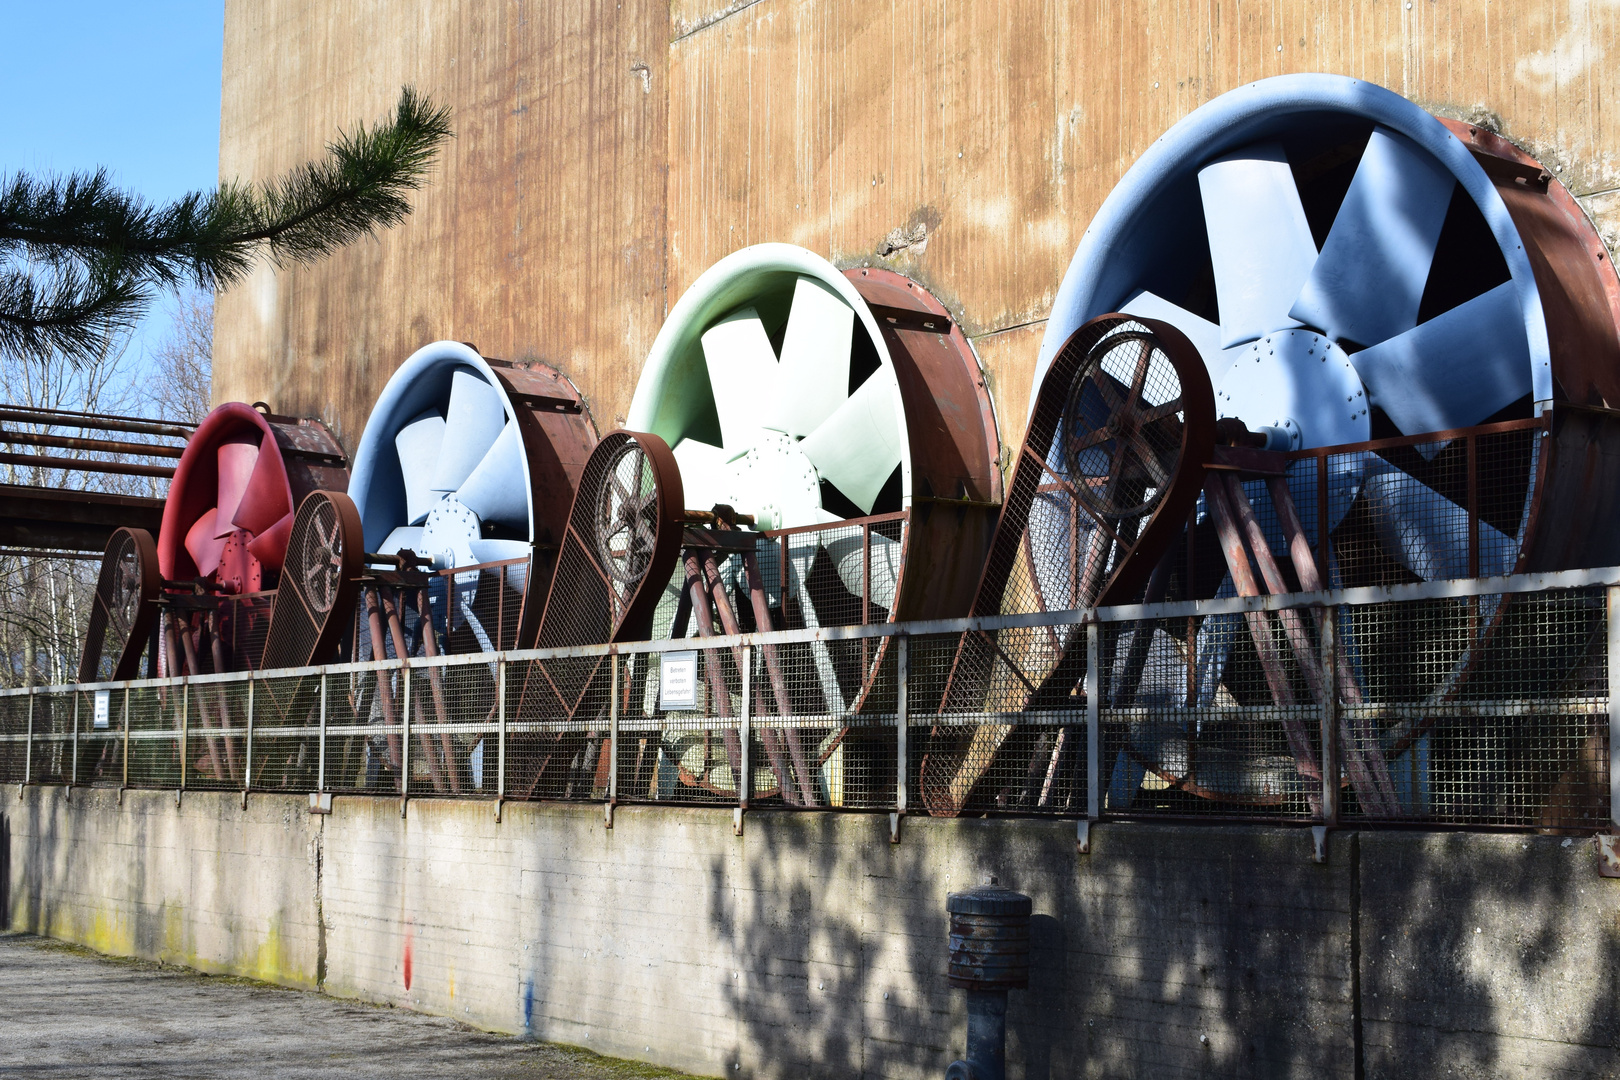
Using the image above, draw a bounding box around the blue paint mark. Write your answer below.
[523,977,534,1031]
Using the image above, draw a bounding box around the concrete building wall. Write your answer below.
[214,0,1620,454]
[5,785,1618,1078]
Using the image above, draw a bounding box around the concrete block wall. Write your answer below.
[4,785,1618,1078]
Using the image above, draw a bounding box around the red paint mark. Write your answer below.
[403,928,414,991]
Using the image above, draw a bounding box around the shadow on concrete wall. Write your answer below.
[1,809,9,928]
[702,815,1620,1080]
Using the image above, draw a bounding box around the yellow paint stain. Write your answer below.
[249,917,285,984]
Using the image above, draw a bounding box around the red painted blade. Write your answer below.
[214,435,261,538]
[185,508,228,577]
[245,511,294,574]
[230,439,292,537]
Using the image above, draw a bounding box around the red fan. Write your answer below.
[156,403,348,675]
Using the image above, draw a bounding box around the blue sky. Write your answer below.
[0,1,224,378]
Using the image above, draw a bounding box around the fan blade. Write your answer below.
[213,435,261,538]
[671,438,733,512]
[185,508,228,577]
[1198,144,1317,348]
[1289,127,1455,347]
[1362,459,1515,580]
[245,511,294,574]
[468,539,531,590]
[455,421,528,530]
[1347,282,1531,438]
[230,440,291,537]
[826,530,901,611]
[378,526,424,556]
[798,372,903,514]
[701,307,781,456]
[769,277,854,438]
[394,411,447,524]
[1120,290,1241,387]
[431,370,507,494]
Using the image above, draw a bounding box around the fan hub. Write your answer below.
[1215,329,1368,451]
[721,431,823,531]
[419,497,482,579]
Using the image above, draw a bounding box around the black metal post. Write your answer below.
[945,879,1031,1080]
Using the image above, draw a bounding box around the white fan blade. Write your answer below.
[1348,282,1531,438]
[1120,290,1242,387]
[798,372,903,514]
[671,438,733,512]
[701,307,781,456]
[431,370,507,494]
[455,421,528,530]
[394,411,447,524]
[1290,127,1455,347]
[1362,459,1515,581]
[378,526,424,556]
[468,539,531,593]
[826,530,901,610]
[213,435,260,537]
[1198,144,1318,348]
[770,277,854,438]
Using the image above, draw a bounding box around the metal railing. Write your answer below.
[2,567,1615,834]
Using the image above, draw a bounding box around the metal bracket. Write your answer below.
[493,798,503,824]
[733,807,745,836]
[889,811,903,844]
[1077,819,1091,855]
[1597,835,1620,878]
[308,792,333,815]
[1311,825,1330,864]
[603,802,615,830]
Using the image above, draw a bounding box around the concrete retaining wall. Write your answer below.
[4,785,1617,1078]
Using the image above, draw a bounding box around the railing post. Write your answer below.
[1320,605,1339,826]
[71,690,80,787]
[736,645,751,835]
[1608,587,1620,835]
[893,634,908,844]
[243,675,254,809]
[606,653,619,828]
[180,680,189,799]
[1085,620,1100,821]
[400,660,411,815]
[496,656,507,820]
[23,687,33,789]
[317,671,328,793]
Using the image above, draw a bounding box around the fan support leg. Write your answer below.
[174,614,227,782]
[1262,476,1399,816]
[683,552,743,788]
[415,587,462,795]
[381,588,447,794]
[363,588,404,776]
[1204,475,1324,810]
[207,611,243,784]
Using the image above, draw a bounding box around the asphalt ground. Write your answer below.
[0,933,693,1079]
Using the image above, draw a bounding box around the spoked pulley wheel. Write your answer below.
[260,491,364,671]
[79,527,161,682]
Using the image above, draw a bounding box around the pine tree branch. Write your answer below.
[0,87,451,366]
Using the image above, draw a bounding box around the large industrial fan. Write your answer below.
[78,402,348,683]
[977,74,1620,824]
[345,341,598,655]
[623,244,1001,806]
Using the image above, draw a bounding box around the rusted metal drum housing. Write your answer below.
[946,884,1033,990]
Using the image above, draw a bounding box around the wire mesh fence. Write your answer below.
[0,566,1614,833]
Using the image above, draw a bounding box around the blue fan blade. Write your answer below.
[393,411,446,525]
[1120,290,1244,387]
[1362,459,1516,581]
[1289,127,1454,346]
[1198,144,1318,348]
[430,370,507,494]
[1349,282,1531,436]
[455,421,529,531]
